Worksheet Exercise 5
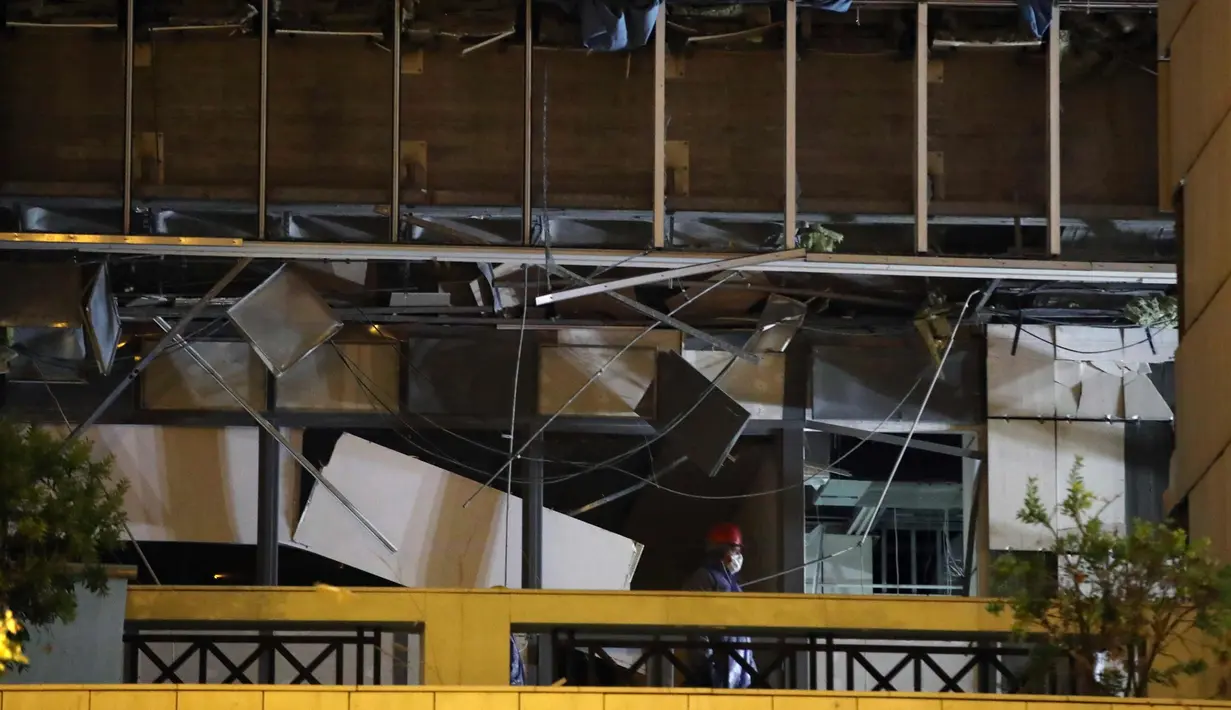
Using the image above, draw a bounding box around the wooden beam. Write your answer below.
[122,0,135,234]
[785,0,798,249]
[522,0,534,245]
[653,6,667,249]
[1047,4,1062,256]
[914,1,928,254]
[390,0,401,243]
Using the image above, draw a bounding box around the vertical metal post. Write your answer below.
[256,372,279,684]
[258,0,270,239]
[784,0,798,249]
[652,5,666,249]
[1046,2,1061,256]
[122,0,135,233]
[913,1,929,254]
[781,335,811,689]
[390,0,402,243]
[522,0,534,245]
[521,435,550,684]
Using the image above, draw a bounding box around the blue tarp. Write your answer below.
[553,0,854,53]
[1018,0,1053,39]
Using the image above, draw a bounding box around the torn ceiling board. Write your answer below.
[1054,326,1124,361]
[538,345,656,417]
[1124,373,1174,420]
[291,434,643,589]
[987,324,1055,359]
[1074,363,1125,419]
[51,425,301,545]
[1118,327,1178,363]
[1053,360,1082,418]
[683,350,784,420]
[988,419,1057,551]
[1055,421,1126,534]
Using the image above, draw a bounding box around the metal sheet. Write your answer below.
[83,264,122,375]
[227,264,343,377]
[811,335,982,424]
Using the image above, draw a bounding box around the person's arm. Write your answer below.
[683,566,719,592]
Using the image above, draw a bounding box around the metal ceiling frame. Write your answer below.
[0,231,1176,284]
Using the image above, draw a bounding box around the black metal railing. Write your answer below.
[548,630,1069,693]
[123,624,420,685]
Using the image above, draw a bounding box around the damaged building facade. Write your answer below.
[0,0,1194,699]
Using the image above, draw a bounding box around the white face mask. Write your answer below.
[726,553,744,575]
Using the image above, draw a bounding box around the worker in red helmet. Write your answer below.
[681,522,757,688]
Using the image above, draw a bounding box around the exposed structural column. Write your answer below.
[522,0,534,246]
[780,336,811,689]
[256,374,279,684]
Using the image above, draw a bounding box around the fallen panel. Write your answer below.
[291,434,643,589]
[636,350,752,478]
[228,264,343,377]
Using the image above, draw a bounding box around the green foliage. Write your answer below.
[988,458,1231,697]
[1124,295,1179,330]
[0,422,129,644]
[798,224,844,253]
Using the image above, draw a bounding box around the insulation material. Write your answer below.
[683,351,785,420]
[988,419,1057,550]
[291,434,642,589]
[538,345,656,416]
[1055,421,1126,534]
[987,324,1056,417]
[65,426,301,544]
[276,342,400,411]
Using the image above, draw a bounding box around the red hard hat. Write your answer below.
[706,523,743,547]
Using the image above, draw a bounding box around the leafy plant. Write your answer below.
[0,609,28,674]
[988,458,1231,697]
[0,422,130,671]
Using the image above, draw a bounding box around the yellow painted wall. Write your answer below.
[4,687,1231,710]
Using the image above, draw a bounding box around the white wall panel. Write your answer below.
[1056,421,1126,533]
[987,325,1055,417]
[988,419,1057,550]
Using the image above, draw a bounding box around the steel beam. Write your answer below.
[805,420,985,460]
[1047,4,1061,256]
[914,1,929,254]
[547,263,759,362]
[65,258,253,442]
[151,317,397,553]
[784,0,798,249]
[0,232,1176,284]
[535,249,807,306]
